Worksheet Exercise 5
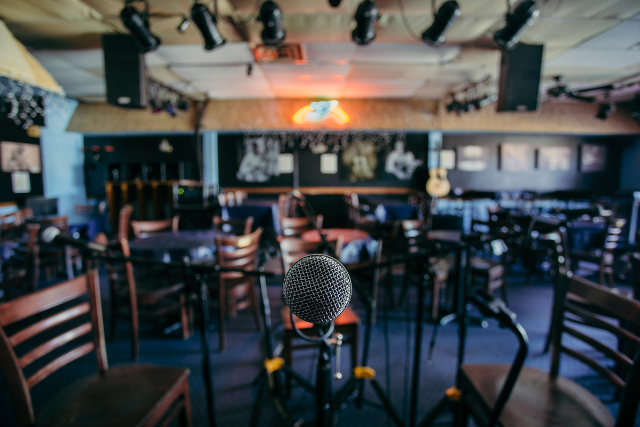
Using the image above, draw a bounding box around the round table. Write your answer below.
[301,228,375,264]
[300,228,371,244]
[129,229,230,262]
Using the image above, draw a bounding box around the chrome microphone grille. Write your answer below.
[283,254,352,325]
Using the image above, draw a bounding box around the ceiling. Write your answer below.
[1,0,640,103]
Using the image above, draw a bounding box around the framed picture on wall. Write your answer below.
[537,146,571,171]
[500,143,531,172]
[236,136,280,182]
[1,141,41,173]
[580,143,607,173]
[341,139,378,182]
[457,145,489,171]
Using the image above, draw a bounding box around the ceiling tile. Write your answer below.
[353,43,461,64]
[262,63,351,81]
[51,68,104,86]
[46,48,104,68]
[350,64,439,80]
[344,79,425,98]
[172,65,263,82]
[63,82,106,96]
[545,50,640,69]
[303,42,357,62]
[156,43,255,65]
[577,20,640,50]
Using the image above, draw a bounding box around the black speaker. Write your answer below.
[496,44,543,112]
[102,34,147,108]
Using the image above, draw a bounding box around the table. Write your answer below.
[218,200,279,233]
[129,229,230,262]
[301,228,376,264]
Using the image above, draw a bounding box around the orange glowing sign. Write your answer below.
[293,100,349,124]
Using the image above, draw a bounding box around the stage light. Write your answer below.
[329,0,342,6]
[352,0,377,45]
[191,3,226,51]
[421,1,461,47]
[259,1,285,46]
[596,103,615,120]
[493,0,539,50]
[120,5,161,53]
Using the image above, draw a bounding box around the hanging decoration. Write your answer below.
[0,77,67,130]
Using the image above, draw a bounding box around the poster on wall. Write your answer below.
[1,141,41,173]
[580,143,607,173]
[537,146,571,171]
[236,137,280,182]
[500,143,531,172]
[457,145,489,171]
[384,140,423,180]
[341,140,378,182]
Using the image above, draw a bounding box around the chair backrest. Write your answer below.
[130,216,179,238]
[278,193,298,219]
[1,211,25,231]
[550,272,640,427]
[0,271,107,427]
[401,219,430,253]
[18,208,33,221]
[279,236,345,273]
[216,228,263,282]
[280,215,323,237]
[117,204,134,240]
[213,215,254,235]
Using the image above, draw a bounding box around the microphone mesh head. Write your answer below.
[283,254,352,324]
[42,227,61,244]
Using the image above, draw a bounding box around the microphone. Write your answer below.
[283,254,352,325]
[42,227,107,252]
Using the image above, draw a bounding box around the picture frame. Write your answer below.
[500,143,531,172]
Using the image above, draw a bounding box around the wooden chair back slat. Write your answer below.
[131,217,179,238]
[0,276,89,325]
[565,302,640,349]
[560,345,625,388]
[216,229,263,276]
[118,204,134,240]
[19,322,93,369]
[9,303,91,347]
[213,216,254,235]
[0,270,106,427]
[563,324,633,369]
[279,237,344,273]
[26,342,95,388]
[569,275,640,325]
[280,215,323,237]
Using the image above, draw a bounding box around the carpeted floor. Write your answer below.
[0,266,637,427]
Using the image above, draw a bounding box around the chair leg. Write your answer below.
[284,331,293,397]
[350,324,358,371]
[131,303,139,361]
[250,282,263,332]
[454,399,470,427]
[398,262,412,306]
[501,280,508,306]
[219,286,226,352]
[180,294,192,340]
[179,378,193,427]
[431,277,440,322]
[109,293,119,342]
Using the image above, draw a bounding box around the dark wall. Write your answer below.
[0,119,44,204]
[218,133,429,190]
[84,134,199,198]
[443,134,623,193]
[619,136,640,191]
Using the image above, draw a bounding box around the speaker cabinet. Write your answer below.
[102,34,147,108]
[497,44,543,112]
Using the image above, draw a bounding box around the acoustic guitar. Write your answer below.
[426,167,451,197]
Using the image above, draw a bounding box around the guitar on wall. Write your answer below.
[426,139,451,197]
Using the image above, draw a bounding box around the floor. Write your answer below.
[0,264,635,427]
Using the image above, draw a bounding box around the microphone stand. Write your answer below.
[74,245,274,427]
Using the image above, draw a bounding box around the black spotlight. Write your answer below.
[259,1,285,46]
[493,0,539,50]
[191,3,226,51]
[329,0,342,7]
[422,1,461,46]
[120,5,161,53]
[596,103,615,120]
[352,0,377,45]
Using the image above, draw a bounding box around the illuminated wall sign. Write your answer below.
[293,100,349,124]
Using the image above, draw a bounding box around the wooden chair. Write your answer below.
[96,233,192,361]
[0,210,27,241]
[0,271,192,427]
[468,219,510,305]
[280,215,323,237]
[399,219,453,321]
[37,216,80,281]
[212,215,254,235]
[344,192,376,230]
[457,273,640,427]
[278,193,299,219]
[117,204,134,240]
[131,216,179,238]
[570,216,626,287]
[279,237,360,394]
[0,223,40,300]
[213,227,263,351]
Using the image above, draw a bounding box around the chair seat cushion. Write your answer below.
[460,364,614,427]
[37,364,189,427]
